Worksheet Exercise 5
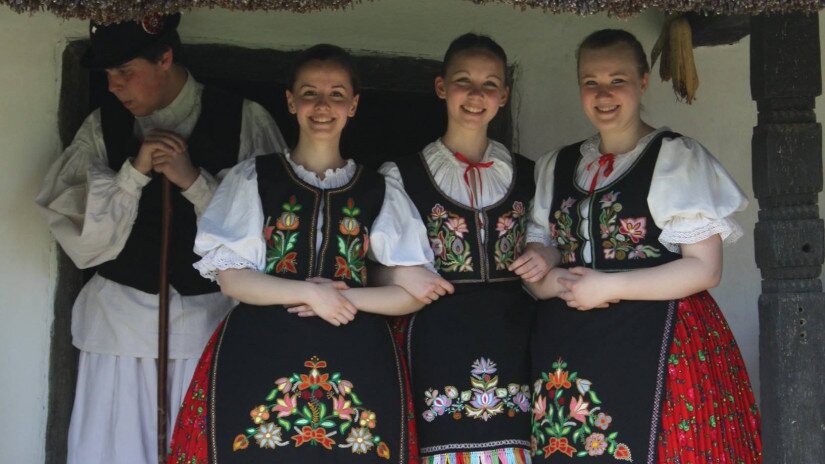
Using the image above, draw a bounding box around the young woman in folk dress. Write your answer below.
[380,33,554,463]
[167,44,451,464]
[526,29,761,463]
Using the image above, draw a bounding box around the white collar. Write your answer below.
[284,151,357,189]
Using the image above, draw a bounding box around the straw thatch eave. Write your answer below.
[1,0,823,23]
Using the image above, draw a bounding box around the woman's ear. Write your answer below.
[640,72,650,93]
[285,89,296,114]
[349,94,360,118]
[434,76,447,100]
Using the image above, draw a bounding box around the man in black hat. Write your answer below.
[36,13,286,464]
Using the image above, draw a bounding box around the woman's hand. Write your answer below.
[508,243,559,283]
[390,266,454,304]
[558,267,618,310]
[299,278,357,326]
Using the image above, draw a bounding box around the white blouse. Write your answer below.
[194,152,433,279]
[380,138,517,245]
[527,128,748,261]
[35,73,287,358]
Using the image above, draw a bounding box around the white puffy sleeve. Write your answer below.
[182,100,288,217]
[35,109,151,269]
[648,136,748,253]
[372,162,436,269]
[526,149,561,247]
[193,158,266,281]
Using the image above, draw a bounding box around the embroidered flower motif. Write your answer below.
[358,410,377,429]
[427,204,474,272]
[472,357,497,375]
[569,395,590,423]
[550,197,580,264]
[273,393,297,418]
[467,389,503,421]
[445,216,469,238]
[432,395,452,415]
[335,198,369,285]
[233,357,388,458]
[598,191,661,261]
[344,427,374,454]
[619,217,647,244]
[254,422,287,449]
[512,201,525,217]
[250,405,270,424]
[274,377,292,393]
[494,201,528,270]
[576,378,592,395]
[444,385,459,399]
[614,443,633,461]
[264,196,303,275]
[533,395,547,421]
[376,441,391,459]
[595,412,613,430]
[422,357,528,423]
[496,216,515,237]
[333,395,355,421]
[233,434,249,451]
[431,203,448,219]
[532,358,633,461]
[585,433,608,456]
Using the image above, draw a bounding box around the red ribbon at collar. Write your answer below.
[585,152,615,193]
[454,151,494,208]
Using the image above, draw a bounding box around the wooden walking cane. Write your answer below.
[158,175,173,464]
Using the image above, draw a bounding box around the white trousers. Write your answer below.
[67,352,198,464]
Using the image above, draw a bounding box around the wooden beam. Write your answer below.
[751,12,825,463]
[688,13,750,48]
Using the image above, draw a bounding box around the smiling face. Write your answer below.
[577,43,649,137]
[286,60,359,143]
[435,50,509,133]
[105,52,173,117]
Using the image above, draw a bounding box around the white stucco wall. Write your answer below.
[0,3,822,462]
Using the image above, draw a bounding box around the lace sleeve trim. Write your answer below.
[192,246,257,282]
[658,218,744,253]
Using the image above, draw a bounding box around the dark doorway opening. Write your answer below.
[48,41,515,464]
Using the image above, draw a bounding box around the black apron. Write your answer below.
[211,305,406,464]
[409,281,534,457]
[530,299,676,462]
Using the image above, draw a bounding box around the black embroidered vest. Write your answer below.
[96,86,243,295]
[549,131,681,270]
[395,151,535,283]
[255,153,386,287]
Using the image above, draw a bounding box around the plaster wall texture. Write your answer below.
[0,2,822,462]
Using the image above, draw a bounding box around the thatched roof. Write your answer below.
[2,0,823,22]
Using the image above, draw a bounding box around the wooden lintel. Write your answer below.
[687,13,751,48]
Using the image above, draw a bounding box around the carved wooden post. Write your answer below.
[751,13,825,463]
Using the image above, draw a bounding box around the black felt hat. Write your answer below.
[80,13,181,69]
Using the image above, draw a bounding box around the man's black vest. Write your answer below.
[255,153,386,286]
[548,131,682,270]
[96,87,243,295]
[395,151,535,283]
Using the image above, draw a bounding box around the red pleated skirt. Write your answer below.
[657,292,762,463]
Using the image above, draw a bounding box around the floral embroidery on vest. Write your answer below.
[531,359,632,461]
[335,198,370,284]
[494,201,527,270]
[232,357,391,460]
[550,198,580,264]
[598,191,661,260]
[421,357,530,423]
[264,195,302,274]
[427,204,474,272]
